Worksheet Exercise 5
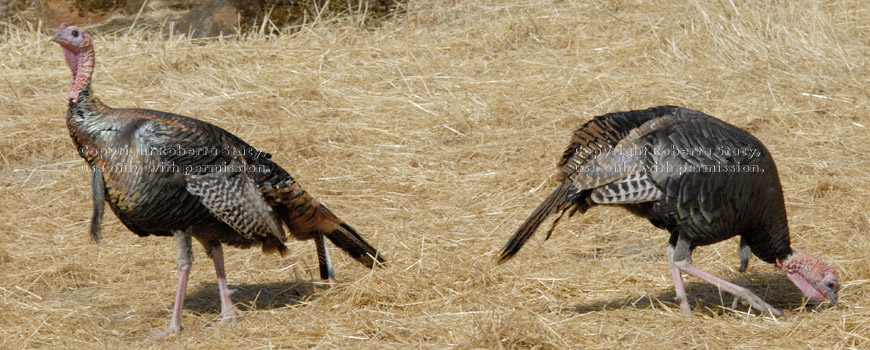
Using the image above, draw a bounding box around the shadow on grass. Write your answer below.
[183,279,326,314]
[551,272,827,317]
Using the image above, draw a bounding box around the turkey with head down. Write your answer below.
[498,106,840,317]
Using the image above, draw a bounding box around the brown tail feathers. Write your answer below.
[274,183,385,267]
[324,220,384,268]
[498,184,590,263]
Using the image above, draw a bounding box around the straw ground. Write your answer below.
[0,0,867,348]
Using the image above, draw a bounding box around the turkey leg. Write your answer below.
[152,229,194,338]
[209,243,245,325]
[666,244,693,317]
[670,237,784,317]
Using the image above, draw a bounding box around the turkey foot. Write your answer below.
[151,324,182,339]
[208,305,246,327]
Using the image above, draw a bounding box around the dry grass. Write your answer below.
[1,0,868,348]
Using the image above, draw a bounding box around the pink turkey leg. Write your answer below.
[666,245,694,317]
[672,259,783,317]
[211,244,245,325]
[152,263,190,338]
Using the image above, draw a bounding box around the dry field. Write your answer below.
[1,0,868,348]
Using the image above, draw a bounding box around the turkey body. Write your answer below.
[591,108,791,262]
[499,105,839,317]
[71,97,289,249]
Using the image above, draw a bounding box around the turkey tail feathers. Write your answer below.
[498,183,579,263]
[501,106,676,262]
[324,220,385,268]
[276,182,386,268]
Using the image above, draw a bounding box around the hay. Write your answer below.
[0,0,868,348]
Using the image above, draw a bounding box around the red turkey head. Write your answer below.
[778,252,840,305]
[50,23,94,102]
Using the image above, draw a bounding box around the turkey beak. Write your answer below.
[49,32,64,44]
[826,288,839,305]
[51,22,69,43]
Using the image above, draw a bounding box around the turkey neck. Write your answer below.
[62,31,115,166]
[65,32,94,103]
[748,157,794,263]
[66,82,115,166]
[742,186,794,264]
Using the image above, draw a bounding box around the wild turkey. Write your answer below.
[51,24,385,337]
[498,106,840,317]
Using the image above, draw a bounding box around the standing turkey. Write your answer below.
[498,106,839,317]
[51,24,385,337]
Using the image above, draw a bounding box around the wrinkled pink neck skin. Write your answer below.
[57,24,94,103]
[777,252,839,302]
[63,48,80,101]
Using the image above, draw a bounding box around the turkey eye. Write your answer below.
[72,30,79,37]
